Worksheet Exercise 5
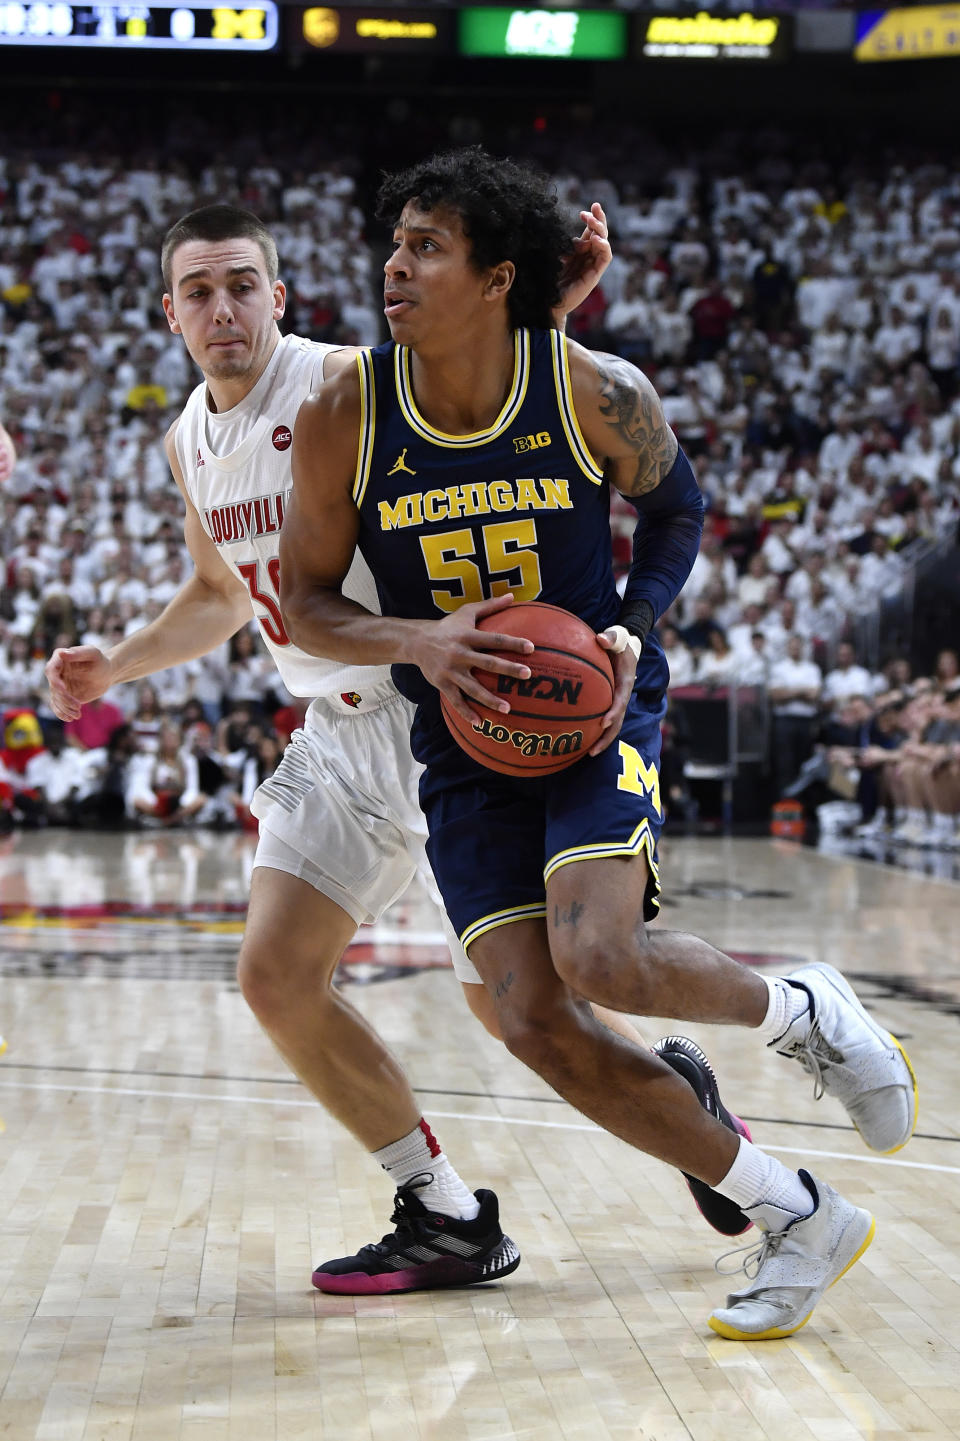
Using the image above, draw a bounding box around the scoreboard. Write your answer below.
[0,2,798,59]
[0,0,279,47]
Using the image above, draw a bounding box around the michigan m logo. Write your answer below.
[211,8,267,39]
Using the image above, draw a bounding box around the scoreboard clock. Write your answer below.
[0,0,279,48]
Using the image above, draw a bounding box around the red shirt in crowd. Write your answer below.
[65,699,126,750]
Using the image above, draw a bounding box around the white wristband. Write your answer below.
[605,624,643,662]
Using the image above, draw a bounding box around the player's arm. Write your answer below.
[46,419,252,721]
[569,344,705,750]
[279,370,534,725]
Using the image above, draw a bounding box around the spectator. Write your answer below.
[822,642,876,711]
[768,635,824,797]
[660,623,695,688]
[0,634,45,709]
[130,681,165,754]
[694,629,739,687]
[126,720,205,827]
[22,722,88,825]
[223,628,272,716]
[64,693,126,750]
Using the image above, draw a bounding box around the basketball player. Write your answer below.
[45,204,748,1299]
[278,148,919,1339]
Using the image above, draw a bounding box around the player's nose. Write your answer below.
[213,291,236,322]
[384,247,410,279]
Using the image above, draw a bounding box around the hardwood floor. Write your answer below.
[0,829,957,1440]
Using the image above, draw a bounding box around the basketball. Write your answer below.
[440,601,615,777]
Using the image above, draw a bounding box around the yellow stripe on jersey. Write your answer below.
[543,819,661,909]
[353,350,376,507]
[395,330,531,447]
[460,900,548,954]
[550,330,604,484]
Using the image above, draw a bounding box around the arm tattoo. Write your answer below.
[595,357,677,497]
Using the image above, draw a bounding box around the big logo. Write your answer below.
[495,674,583,704]
[473,717,584,758]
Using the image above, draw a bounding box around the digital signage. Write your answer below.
[299,5,451,52]
[459,8,627,60]
[855,5,960,60]
[640,11,787,60]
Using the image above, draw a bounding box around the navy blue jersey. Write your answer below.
[352,327,669,702]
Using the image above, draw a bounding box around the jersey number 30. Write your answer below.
[237,558,289,647]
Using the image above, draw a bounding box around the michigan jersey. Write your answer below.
[352,327,668,702]
[176,332,391,704]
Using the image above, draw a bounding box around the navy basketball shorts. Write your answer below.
[417,688,667,955]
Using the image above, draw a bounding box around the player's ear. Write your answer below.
[485,261,515,303]
[273,280,287,321]
[162,295,181,335]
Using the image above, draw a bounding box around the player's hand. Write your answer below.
[412,593,534,727]
[45,645,114,721]
[591,625,639,755]
[552,204,612,324]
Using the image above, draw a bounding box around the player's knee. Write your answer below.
[551,925,654,1009]
[461,982,503,1041]
[498,992,589,1078]
[236,935,335,1028]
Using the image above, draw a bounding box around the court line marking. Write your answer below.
[1,1079,957,1175]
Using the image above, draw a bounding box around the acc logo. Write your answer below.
[341,691,363,708]
[512,431,551,454]
[496,673,583,705]
[272,425,292,451]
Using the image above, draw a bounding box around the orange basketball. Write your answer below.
[440,601,615,777]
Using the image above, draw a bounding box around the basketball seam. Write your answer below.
[501,642,612,685]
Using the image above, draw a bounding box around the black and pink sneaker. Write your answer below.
[652,1035,753,1237]
[311,1183,521,1295]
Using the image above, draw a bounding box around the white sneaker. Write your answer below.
[708,1171,874,1340]
[891,819,926,846]
[774,963,918,1153]
[853,814,888,839]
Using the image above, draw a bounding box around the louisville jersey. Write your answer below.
[176,332,391,702]
[352,327,668,702]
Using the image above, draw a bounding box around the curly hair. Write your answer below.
[161,205,278,292]
[376,146,574,331]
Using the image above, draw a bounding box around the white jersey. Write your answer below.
[176,332,392,706]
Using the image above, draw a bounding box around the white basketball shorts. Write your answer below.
[250,687,482,984]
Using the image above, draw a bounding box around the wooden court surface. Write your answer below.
[0,828,957,1441]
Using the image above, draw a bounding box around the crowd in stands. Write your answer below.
[0,118,957,842]
[778,647,960,851]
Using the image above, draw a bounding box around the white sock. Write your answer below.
[754,975,811,1045]
[716,1134,815,1232]
[373,1119,480,1220]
